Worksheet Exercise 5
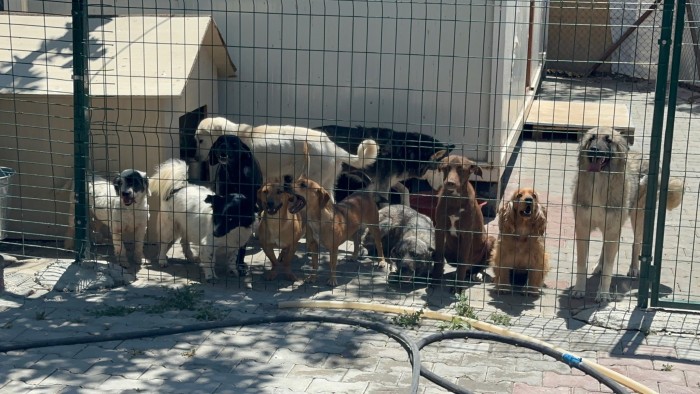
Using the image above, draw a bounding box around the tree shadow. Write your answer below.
[0,17,108,94]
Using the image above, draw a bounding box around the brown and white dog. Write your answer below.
[490,188,550,295]
[286,178,387,286]
[257,178,305,282]
[431,155,494,292]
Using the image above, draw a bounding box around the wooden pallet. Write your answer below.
[525,100,635,144]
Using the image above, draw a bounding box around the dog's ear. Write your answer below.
[430,149,448,162]
[139,171,152,197]
[498,201,515,236]
[112,175,122,194]
[470,164,484,178]
[317,188,331,207]
[204,194,215,204]
[533,203,547,237]
[208,137,224,166]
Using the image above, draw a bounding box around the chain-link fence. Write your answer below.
[0,0,698,314]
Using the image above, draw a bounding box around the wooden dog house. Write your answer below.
[0,14,236,239]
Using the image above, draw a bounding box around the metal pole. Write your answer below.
[586,0,663,77]
[650,0,687,307]
[72,0,91,262]
[637,0,676,308]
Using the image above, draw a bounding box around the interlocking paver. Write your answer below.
[305,379,368,393]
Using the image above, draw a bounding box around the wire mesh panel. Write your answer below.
[649,0,700,309]
[0,0,697,316]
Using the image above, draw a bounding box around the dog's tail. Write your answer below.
[150,159,189,200]
[338,139,379,169]
[638,175,685,211]
[666,178,684,210]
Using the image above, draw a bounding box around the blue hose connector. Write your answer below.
[562,353,582,366]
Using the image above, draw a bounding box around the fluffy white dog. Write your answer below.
[151,159,255,282]
[65,170,150,267]
[194,117,379,202]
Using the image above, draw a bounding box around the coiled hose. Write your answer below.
[278,300,657,394]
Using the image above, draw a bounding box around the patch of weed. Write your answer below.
[89,305,138,318]
[145,285,203,314]
[35,311,47,320]
[194,303,225,321]
[489,312,512,326]
[438,317,471,331]
[392,309,424,328]
[181,348,196,358]
[661,363,673,371]
[454,294,477,320]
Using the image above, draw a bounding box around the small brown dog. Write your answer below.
[257,179,305,281]
[490,188,550,294]
[287,178,387,286]
[431,155,494,292]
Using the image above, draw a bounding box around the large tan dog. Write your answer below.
[490,188,550,295]
[287,178,387,286]
[573,127,684,302]
[257,180,304,282]
[431,155,494,292]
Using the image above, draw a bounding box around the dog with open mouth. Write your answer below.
[65,169,151,268]
[285,177,387,287]
[572,127,684,302]
[490,188,549,295]
[257,176,305,282]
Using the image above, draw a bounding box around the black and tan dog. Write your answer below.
[286,178,387,286]
[257,179,304,282]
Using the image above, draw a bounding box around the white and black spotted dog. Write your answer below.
[65,170,151,268]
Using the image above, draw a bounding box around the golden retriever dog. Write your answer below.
[257,179,305,282]
[286,178,387,286]
[573,127,684,302]
[431,155,495,292]
[490,188,549,295]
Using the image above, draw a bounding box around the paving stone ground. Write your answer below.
[1,76,700,393]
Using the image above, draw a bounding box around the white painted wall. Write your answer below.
[18,0,547,182]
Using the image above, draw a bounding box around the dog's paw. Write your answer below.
[571,289,586,299]
[158,259,169,268]
[593,261,603,275]
[326,277,338,287]
[377,260,389,271]
[595,291,619,303]
[627,267,640,278]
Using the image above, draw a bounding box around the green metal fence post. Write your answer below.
[651,0,688,308]
[72,0,91,262]
[637,0,676,308]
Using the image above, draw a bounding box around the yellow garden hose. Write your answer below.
[278,300,657,394]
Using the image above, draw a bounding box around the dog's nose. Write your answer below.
[444,180,457,188]
[121,191,132,197]
[524,197,534,204]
